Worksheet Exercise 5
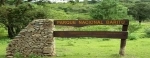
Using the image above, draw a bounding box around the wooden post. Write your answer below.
[119,25,128,56]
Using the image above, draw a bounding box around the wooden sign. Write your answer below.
[53,19,129,56]
[54,20,129,25]
[54,31,128,39]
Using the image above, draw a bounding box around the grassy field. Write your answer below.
[0,37,150,58]
[0,21,150,58]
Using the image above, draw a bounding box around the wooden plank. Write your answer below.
[53,31,128,39]
[54,20,129,25]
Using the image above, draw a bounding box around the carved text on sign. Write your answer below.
[54,20,128,25]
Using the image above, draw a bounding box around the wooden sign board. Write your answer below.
[54,31,128,39]
[54,20,129,25]
[53,19,129,56]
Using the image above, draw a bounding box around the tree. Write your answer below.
[141,0,150,2]
[16,0,22,6]
[90,0,129,20]
[128,2,150,24]
[91,0,97,3]
[0,0,5,6]
[75,0,79,3]
[84,0,88,5]
[0,0,22,6]
[69,0,76,5]
[0,3,48,39]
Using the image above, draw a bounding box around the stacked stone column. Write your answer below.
[6,19,55,58]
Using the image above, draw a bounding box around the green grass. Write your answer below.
[1,38,150,58]
[0,37,9,58]
[0,21,150,58]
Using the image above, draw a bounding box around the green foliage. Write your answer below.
[0,28,7,37]
[55,3,91,13]
[128,2,150,22]
[0,3,48,38]
[76,14,93,20]
[120,0,141,3]
[84,0,88,5]
[6,0,16,5]
[91,0,97,3]
[46,9,68,19]
[0,3,94,39]
[75,0,79,3]
[128,33,138,40]
[90,0,129,19]
[141,0,150,2]
[145,28,150,38]
[128,23,141,33]
[0,1,149,39]
[0,23,7,37]
[69,0,76,5]
[42,3,92,20]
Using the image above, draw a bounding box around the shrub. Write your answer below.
[90,0,129,19]
[128,23,141,33]
[145,28,150,38]
[128,33,138,40]
[0,28,6,36]
[0,23,7,37]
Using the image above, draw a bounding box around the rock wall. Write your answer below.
[6,19,55,58]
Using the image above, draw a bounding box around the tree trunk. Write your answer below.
[7,25,15,39]
[139,20,142,25]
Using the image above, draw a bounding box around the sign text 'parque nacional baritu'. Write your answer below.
[54,20,129,25]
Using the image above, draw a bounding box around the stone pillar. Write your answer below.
[6,19,55,58]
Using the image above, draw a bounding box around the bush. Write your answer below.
[90,0,129,19]
[0,23,7,37]
[128,23,141,33]
[128,33,138,40]
[145,28,150,38]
